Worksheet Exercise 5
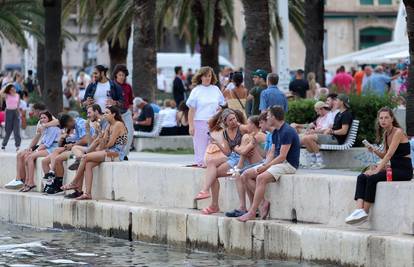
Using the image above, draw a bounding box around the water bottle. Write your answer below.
[386,163,393,182]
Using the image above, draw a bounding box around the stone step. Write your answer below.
[133,135,193,152]
[0,189,413,267]
[1,153,413,234]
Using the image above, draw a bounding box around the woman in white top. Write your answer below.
[186,67,226,167]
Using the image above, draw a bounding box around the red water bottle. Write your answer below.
[386,164,393,182]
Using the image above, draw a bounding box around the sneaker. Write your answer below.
[1,147,5,151]
[68,159,81,171]
[64,190,83,199]
[4,179,24,190]
[310,162,326,169]
[124,156,128,161]
[224,209,247,217]
[46,178,63,195]
[42,172,55,180]
[345,209,368,225]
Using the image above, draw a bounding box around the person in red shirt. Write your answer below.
[112,64,134,158]
[353,64,366,96]
[331,66,354,94]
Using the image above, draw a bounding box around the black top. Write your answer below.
[223,127,243,151]
[289,79,309,98]
[173,77,185,105]
[389,142,411,159]
[332,109,353,145]
[137,103,154,132]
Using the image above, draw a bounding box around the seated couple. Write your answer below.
[194,106,300,222]
[60,106,128,200]
[301,94,353,168]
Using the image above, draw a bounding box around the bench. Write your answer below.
[320,119,360,151]
[134,113,165,138]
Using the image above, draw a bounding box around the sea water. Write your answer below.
[0,223,335,266]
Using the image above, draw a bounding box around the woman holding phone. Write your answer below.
[345,107,413,224]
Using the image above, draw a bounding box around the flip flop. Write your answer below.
[21,185,36,193]
[201,206,220,215]
[75,193,92,200]
[194,191,211,200]
[61,183,79,191]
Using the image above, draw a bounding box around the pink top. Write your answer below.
[332,72,354,94]
[5,94,20,110]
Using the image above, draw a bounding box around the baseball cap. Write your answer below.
[314,101,329,109]
[337,94,350,108]
[251,69,267,80]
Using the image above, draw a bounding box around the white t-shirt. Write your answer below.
[186,84,226,121]
[159,107,177,127]
[95,81,111,111]
[327,109,339,128]
[157,73,166,91]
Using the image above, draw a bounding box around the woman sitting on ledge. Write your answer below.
[61,106,128,200]
[345,107,413,224]
[21,111,60,192]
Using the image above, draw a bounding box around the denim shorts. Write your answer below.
[46,143,59,155]
[227,152,241,168]
[240,160,265,174]
[107,144,126,161]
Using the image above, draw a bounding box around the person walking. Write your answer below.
[223,72,248,119]
[259,73,288,113]
[173,66,186,107]
[247,69,268,116]
[0,83,21,151]
[186,66,226,167]
[331,66,354,94]
[112,64,134,157]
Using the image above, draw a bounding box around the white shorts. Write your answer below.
[266,161,297,181]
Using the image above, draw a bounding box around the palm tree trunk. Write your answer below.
[192,0,222,77]
[242,0,272,90]
[133,0,156,101]
[304,0,325,87]
[37,41,45,91]
[404,0,414,136]
[107,26,132,74]
[43,0,62,115]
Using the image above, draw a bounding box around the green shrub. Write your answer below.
[27,116,39,126]
[285,94,396,146]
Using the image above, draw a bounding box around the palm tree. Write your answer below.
[133,0,157,101]
[157,0,235,76]
[63,0,132,72]
[404,0,414,136]
[43,0,63,115]
[304,0,325,87]
[0,0,44,48]
[242,0,272,89]
[242,0,305,89]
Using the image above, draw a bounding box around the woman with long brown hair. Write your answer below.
[61,106,128,200]
[345,107,413,224]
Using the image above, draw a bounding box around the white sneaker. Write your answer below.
[310,162,326,169]
[345,209,368,224]
[4,179,24,190]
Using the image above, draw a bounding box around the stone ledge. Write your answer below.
[1,153,413,234]
[133,135,193,152]
[1,189,414,267]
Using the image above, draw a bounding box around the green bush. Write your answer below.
[286,94,396,146]
[27,116,39,126]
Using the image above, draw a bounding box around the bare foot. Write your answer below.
[260,200,270,220]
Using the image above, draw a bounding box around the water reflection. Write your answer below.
[0,223,334,267]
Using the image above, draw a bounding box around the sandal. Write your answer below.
[194,190,211,201]
[75,193,92,200]
[61,183,79,191]
[21,185,36,192]
[201,206,220,215]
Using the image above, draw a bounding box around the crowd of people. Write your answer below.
[0,61,412,225]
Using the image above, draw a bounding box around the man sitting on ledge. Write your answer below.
[238,106,300,222]
[133,97,154,132]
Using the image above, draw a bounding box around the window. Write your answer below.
[83,41,98,67]
[359,27,392,49]
[379,0,392,4]
[360,0,374,5]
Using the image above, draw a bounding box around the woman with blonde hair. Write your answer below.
[186,66,226,167]
[307,72,320,99]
